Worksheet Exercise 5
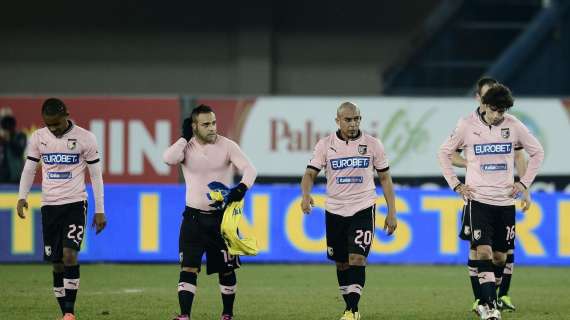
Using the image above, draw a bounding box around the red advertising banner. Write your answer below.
[0,96,180,183]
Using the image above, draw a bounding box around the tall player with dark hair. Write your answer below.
[453,78,528,313]
[17,98,107,320]
[439,84,543,319]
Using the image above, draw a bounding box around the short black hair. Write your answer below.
[476,76,498,95]
[481,84,514,111]
[190,104,214,123]
[42,98,68,116]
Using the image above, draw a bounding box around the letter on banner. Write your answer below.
[286,195,326,252]
[371,196,411,254]
[559,200,570,257]
[517,203,546,256]
[422,197,464,254]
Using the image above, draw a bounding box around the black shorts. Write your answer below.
[41,201,88,262]
[179,207,240,275]
[325,205,375,262]
[461,200,516,252]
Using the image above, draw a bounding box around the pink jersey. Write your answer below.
[22,122,103,210]
[308,131,389,217]
[439,111,544,206]
[163,136,257,212]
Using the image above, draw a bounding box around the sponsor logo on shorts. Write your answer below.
[330,157,370,170]
[179,252,183,263]
[473,230,482,240]
[474,143,512,155]
[44,246,52,256]
[480,163,508,171]
[47,172,72,179]
[463,226,471,236]
[336,176,364,184]
[327,246,334,257]
[42,153,80,165]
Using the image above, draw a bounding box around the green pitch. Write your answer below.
[0,264,568,319]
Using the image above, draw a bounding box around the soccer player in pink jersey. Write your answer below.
[453,78,529,314]
[439,84,544,320]
[16,98,107,320]
[163,105,257,320]
[300,102,397,320]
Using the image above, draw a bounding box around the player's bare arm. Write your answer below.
[300,167,318,214]
[377,169,397,235]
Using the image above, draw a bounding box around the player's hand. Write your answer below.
[181,117,193,141]
[16,199,28,219]
[455,183,474,200]
[301,194,314,214]
[383,212,397,235]
[227,183,248,204]
[519,189,531,212]
[510,182,526,199]
[92,212,107,235]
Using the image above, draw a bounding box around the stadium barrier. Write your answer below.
[1,185,569,265]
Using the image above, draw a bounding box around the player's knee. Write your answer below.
[476,245,492,260]
[336,262,350,271]
[220,270,235,278]
[493,251,507,266]
[507,249,514,255]
[181,266,199,274]
[468,249,478,260]
[52,261,64,273]
[62,249,78,266]
[348,254,366,266]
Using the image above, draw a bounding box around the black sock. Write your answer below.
[178,271,197,316]
[219,272,237,316]
[493,263,504,288]
[467,259,481,301]
[63,265,80,314]
[53,271,66,314]
[478,260,497,309]
[337,268,350,309]
[498,253,514,297]
[346,266,365,313]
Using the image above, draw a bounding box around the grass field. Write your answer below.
[0,264,568,320]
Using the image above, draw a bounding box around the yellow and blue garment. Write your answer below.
[207,182,259,256]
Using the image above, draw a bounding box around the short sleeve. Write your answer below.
[308,138,327,171]
[372,138,389,171]
[26,131,41,161]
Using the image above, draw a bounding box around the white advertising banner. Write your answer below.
[239,97,570,177]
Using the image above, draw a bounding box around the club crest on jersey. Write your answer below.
[67,139,77,150]
[501,128,510,139]
[358,144,368,155]
[473,230,481,240]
